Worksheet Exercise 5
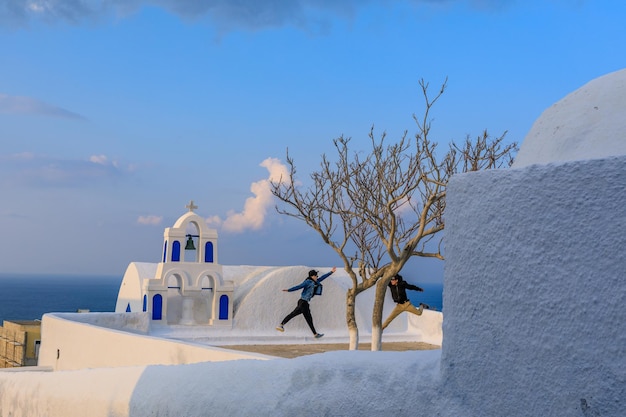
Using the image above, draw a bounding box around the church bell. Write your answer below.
[184,236,196,250]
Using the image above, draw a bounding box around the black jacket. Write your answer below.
[388,278,423,304]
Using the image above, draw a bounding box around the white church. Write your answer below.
[115,201,234,327]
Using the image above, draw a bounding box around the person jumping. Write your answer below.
[276,267,336,338]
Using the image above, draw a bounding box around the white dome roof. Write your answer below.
[513,68,626,168]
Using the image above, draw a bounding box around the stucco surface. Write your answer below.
[442,156,626,416]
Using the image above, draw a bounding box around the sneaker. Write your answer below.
[416,304,424,315]
[276,324,284,332]
[417,303,431,315]
[314,333,324,339]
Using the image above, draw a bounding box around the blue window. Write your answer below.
[126,303,131,312]
[152,294,163,320]
[219,295,229,320]
[162,241,167,262]
[172,241,181,262]
[205,241,214,263]
[143,295,147,312]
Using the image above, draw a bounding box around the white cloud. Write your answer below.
[0,152,134,188]
[27,1,46,13]
[215,158,289,233]
[205,215,223,228]
[0,93,85,119]
[137,215,163,225]
[260,157,291,183]
[9,152,35,160]
[89,155,108,165]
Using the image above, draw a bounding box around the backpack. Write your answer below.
[314,283,323,296]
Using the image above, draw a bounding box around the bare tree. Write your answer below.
[270,78,518,350]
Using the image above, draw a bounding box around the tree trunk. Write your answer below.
[370,280,388,351]
[348,325,359,351]
[371,325,382,351]
[346,288,359,350]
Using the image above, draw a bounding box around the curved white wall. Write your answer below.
[513,68,626,167]
[232,266,391,335]
[115,262,157,313]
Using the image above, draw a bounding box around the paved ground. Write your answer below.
[225,341,440,359]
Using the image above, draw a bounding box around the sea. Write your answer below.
[0,273,443,324]
[407,282,444,312]
[0,274,122,324]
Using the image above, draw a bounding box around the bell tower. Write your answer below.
[161,200,218,265]
[140,201,233,327]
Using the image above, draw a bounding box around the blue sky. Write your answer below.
[1,0,624,281]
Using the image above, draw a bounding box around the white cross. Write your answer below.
[186,200,198,212]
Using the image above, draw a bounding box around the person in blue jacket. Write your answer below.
[276,267,336,338]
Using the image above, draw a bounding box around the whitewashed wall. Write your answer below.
[38,312,273,371]
[442,155,626,417]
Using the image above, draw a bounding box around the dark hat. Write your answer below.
[308,270,318,277]
[392,274,402,280]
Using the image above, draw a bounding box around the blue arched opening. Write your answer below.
[172,241,181,262]
[126,303,131,312]
[152,294,163,320]
[143,295,147,312]
[205,242,214,263]
[162,241,167,262]
[219,295,229,320]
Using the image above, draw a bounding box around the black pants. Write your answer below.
[281,299,317,335]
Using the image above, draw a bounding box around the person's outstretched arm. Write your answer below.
[317,267,337,283]
[283,281,306,292]
[404,282,424,292]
